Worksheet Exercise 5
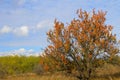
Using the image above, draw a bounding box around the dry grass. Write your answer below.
[0,63,120,80]
[0,73,78,80]
[1,73,120,80]
[92,63,120,80]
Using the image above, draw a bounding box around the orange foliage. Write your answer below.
[42,9,119,80]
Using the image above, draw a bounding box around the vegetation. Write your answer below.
[0,9,120,80]
[0,56,40,77]
[42,9,119,80]
[0,55,120,80]
[1,62,120,80]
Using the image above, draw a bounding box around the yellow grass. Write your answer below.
[1,73,77,80]
[1,63,120,80]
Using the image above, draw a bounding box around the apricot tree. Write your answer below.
[44,9,119,80]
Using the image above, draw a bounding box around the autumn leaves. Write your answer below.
[41,9,119,80]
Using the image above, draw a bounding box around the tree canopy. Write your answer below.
[43,9,119,80]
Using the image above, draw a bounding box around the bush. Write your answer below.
[0,63,7,78]
[0,56,40,75]
[44,9,119,80]
[33,64,44,75]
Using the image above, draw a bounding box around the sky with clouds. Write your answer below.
[0,0,120,56]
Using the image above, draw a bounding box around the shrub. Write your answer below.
[44,9,119,80]
[33,64,44,75]
[0,63,7,78]
[0,56,40,75]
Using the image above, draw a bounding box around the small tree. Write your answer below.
[44,9,119,80]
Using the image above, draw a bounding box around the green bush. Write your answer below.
[0,63,7,78]
[0,56,40,75]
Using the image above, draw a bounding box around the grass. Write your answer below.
[1,72,120,80]
[1,73,77,80]
[91,63,120,80]
[3,63,120,80]
[0,56,120,80]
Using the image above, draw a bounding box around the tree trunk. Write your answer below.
[77,69,92,80]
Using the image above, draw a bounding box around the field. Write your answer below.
[0,68,120,80]
[0,56,40,77]
[1,70,120,80]
[0,56,120,80]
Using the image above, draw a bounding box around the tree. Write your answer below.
[44,9,119,80]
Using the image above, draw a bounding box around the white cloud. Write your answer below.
[0,25,11,34]
[13,26,29,36]
[0,20,53,37]
[17,48,26,53]
[36,20,54,29]
[0,25,29,37]
[0,48,41,56]
[28,49,34,52]
[0,19,54,36]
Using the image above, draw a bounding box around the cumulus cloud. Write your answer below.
[0,25,11,34]
[13,26,29,36]
[0,20,53,37]
[16,48,26,53]
[0,48,41,56]
[14,48,34,54]
[0,25,29,37]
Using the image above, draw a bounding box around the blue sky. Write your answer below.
[0,0,120,55]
